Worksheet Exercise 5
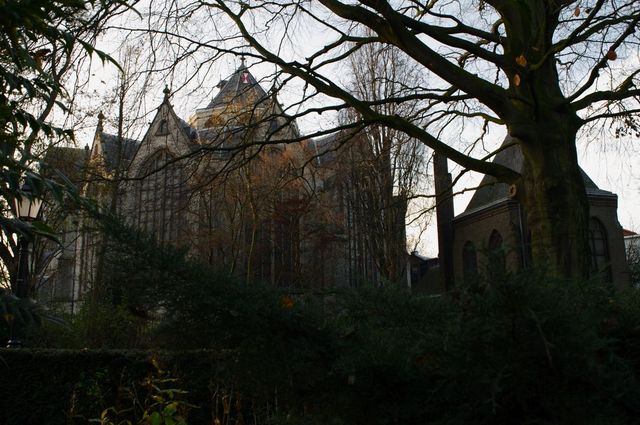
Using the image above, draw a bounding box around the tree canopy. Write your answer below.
[0,0,128,290]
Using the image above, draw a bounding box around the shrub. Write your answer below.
[12,220,640,425]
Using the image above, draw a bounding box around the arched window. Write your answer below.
[488,229,506,275]
[589,217,611,281]
[136,150,186,245]
[462,241,478,281]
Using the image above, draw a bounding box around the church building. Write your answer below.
[43,62,396,308]
[37,63,630,309]
[432,138,629,290]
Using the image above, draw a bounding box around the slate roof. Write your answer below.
[463,136,612,214]
[196,126,246,153]
[42,146,90,184]
[99,133,140,172]
[206,65,269,110]
[309,133,340,166]
[178,117,198,141]
[309,130,364,167]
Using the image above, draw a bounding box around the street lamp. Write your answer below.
[6,183,43,348]
[13,183,43,300]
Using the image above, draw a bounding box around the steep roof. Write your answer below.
[206,65,269,110]
[463,136,611,214]
[309,133,340,166]
[99,132,139,172]
[195,126,247,153]
[42,146,90,184]
[309,130,367,167]
[178,117,198,141]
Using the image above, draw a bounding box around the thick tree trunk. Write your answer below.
[501,3,592,280]
[516,117,590,280]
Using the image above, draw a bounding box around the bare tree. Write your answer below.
[336,38,428,283]
[192,124,313,287]
[119,0,640,281]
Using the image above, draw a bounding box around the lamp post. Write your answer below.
[6,183,43,348]
[13,183,43,299]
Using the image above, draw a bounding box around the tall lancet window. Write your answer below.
[589,217,611,281]
[488,229,506,276]
[136,150,187,245]
[462,241,478,281]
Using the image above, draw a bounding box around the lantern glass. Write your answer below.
[14,184,42,220]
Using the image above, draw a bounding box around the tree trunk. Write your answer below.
[516,117,590,280]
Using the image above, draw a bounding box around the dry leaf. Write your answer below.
[574,7,580,17]
[513,74,521,86]
[515,54,527,67]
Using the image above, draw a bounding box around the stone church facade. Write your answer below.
[40,64,400,309]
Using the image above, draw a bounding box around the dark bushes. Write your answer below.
[3,270,640,424]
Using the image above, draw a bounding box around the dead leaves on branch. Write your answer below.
[515,54,527,67]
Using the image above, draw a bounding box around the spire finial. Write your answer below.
[97,111,105,132]
[163,85,170,101]
[240,55,246,68]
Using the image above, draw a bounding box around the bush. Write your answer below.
[14,221,640,424]
[0,349,153,425]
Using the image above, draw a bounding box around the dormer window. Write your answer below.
[156,119,169,135]
[268,119,279,135]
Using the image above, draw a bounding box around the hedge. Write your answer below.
[3,274,640,424]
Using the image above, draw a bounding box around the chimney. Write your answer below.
[434,152,454,290]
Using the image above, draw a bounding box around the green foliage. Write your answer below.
[72,299,150,349]
[0,287,66,344]
[0,349,153,425]
[90,357,194,425]
[97,218,206,311]
[0,287,65,327]
[427,273,633,424]
[103,225,640,423]
[0,0,129,294]
[2,269,640,425]
[21,296,153,349]
[0,0,105,228]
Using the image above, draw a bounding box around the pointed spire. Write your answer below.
[239,56,251,84]
[163,85,171,102]
[97,111,105,132]
[270,86,279,112]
